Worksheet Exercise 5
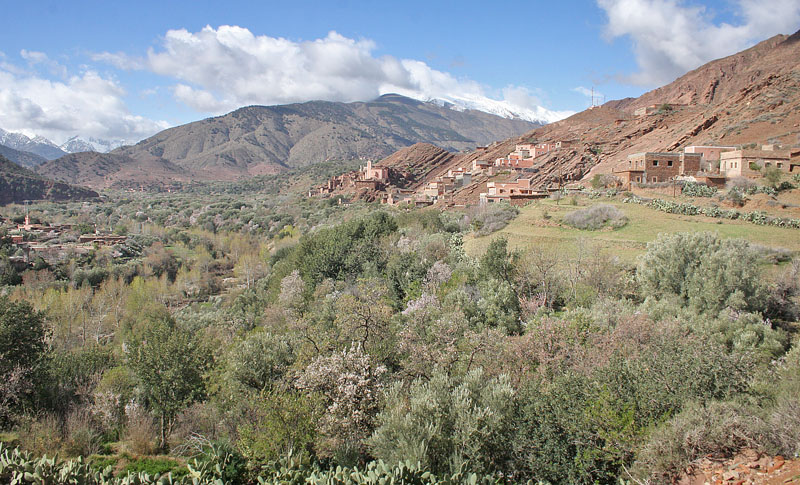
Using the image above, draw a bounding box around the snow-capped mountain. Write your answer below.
[60,136,125,154]
[388,91,574,125]
[0,128,67,160]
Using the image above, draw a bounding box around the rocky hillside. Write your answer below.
[99,94,538,181]
[0,155,98,205]
[35,152,191,190]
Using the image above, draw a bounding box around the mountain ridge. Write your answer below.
[38,94,541,186]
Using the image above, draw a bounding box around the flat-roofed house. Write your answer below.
[720,149,792,178]
[612,152,703,187]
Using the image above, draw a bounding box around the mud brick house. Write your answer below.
[613,152,703,186]
[720,148,792,178]
[362,160,389,181]
[480,177,547,204]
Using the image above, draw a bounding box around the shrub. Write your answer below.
[467,202,519,236]
[762,167,782,187]
[122,406,160,455]
[18,414,62,457]
[562,204,627,230]
[369,369,516,477]
[632,401,769,482]
[61,409,102,457]
[637,232,767,314]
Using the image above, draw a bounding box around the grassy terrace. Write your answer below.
[464,196,800,263]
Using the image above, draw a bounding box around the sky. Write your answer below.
[1,0,798,145]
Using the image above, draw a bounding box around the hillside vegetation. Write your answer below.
[0,177,798,483]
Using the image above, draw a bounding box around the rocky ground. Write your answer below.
[680,450,800,485]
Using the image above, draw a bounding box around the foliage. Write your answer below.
[297,345,387,464]
[637,232,767,313]
[0,296,49,425]
[295,211,397,286]
[369,369,515,477]
[237,389,318,465]
[126,317,208,451]
[632,401,769,482]
[562,204,627,230]
[762,166,782,187]
[681,181,717,197]
[467,202,519,236]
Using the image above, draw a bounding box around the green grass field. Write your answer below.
[464,197,800,264]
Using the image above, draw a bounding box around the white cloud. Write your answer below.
[20,49,49,64]
[0,67,170,144]
[597,0,800,86]
[95,25,569,123]
[20,49,68,78]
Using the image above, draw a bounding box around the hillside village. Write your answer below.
[310,136,800,207]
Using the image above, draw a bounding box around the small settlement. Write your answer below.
[310,139,580,207]
[2,214,128,271]
[308,98,800,208]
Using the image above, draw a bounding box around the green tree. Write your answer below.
[127,316,208,451]
[0,296,49,424]
[762,166,782,188]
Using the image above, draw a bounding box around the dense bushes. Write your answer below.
[2,186,799,484]
[562,204,627,230]
[369,369,515,477]
[466,202,519,236]
[295,211,397,285]
[637,232,766,313]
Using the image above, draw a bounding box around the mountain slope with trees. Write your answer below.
[0,155,98,204]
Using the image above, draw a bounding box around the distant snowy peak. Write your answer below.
[31,135,61,149]
[388,93,574,125]
[0,128,32,148]
[429,95,574,125]
[0,128,67,160]
[60,136,125,154]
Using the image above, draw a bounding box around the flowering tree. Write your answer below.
[297,344,386,463]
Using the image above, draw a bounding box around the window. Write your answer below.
[667,160,673,167]
[777,163,783,169]
[653,160,659,166]
[651,176,658,182]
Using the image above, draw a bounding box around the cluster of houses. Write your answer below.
[412,168,474,205]
[308,134,800,208]
[613,144,800,189]
[309,160,395,197]
[3,215,127,268]
[490,142,572,171]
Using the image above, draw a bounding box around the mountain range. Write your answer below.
[5,30,799,200]
[33,94,540,188]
